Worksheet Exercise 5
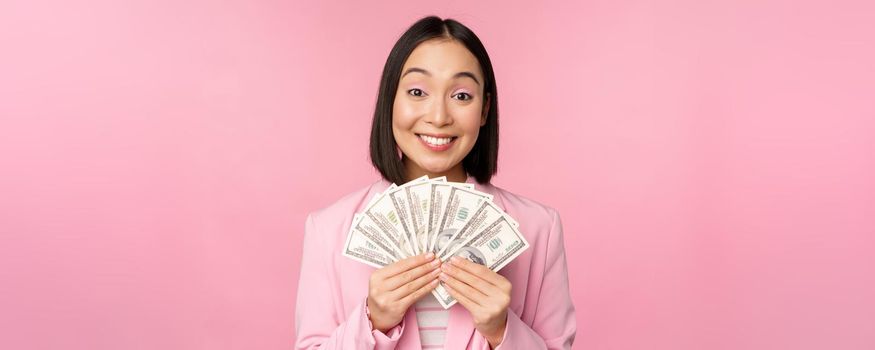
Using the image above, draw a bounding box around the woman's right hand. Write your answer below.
[367,252,442,333]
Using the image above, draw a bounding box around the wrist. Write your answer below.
[483,315,508,348]
[365,301,397,334]
[485,327,505,348]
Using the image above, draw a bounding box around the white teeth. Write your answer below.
[419,134,453,146]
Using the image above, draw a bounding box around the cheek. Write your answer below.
[392,99,419,130]
[453,105,484,135]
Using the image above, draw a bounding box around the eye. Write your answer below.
[453,92,473,101]
[407,88,426,97]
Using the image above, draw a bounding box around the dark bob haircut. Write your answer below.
[369,16,499,185]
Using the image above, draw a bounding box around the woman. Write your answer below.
[295,16,576,349]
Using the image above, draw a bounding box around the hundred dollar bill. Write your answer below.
[365,184,396,210]
[341,214,396,268]
[386,189,418,254]
[436,201,516,260]
[362,175,428,212]
[397,176,447,255]
[361,196,414,258]
[426,182,477,253]
[363,176,429,257]
[430,185,493,258]
[431,215,530,308]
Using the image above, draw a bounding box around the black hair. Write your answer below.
[369,16,499,184]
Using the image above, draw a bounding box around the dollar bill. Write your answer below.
[426,182,478,253]
[386,188,418,254]
[365,184,396,210]
[361,197,415,258]
[430,185,493,257]
[436,200,515,261]
[341,214,396,268]
[341,176,531,310]
[363,176,429,257]
[397,176,446,255]
[431,215,530,308]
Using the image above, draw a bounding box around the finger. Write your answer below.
[450,256,508,289]
[440,272,487,306]
[399,276,440,306]
[384,255,441,290]
[441,261,501,296]
[391,263,441,299]
[379,253,435,279]
[443,282,482,312]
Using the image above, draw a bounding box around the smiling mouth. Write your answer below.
[416,134,457,147]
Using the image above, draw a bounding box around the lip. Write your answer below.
[416,133,457,152]
[417,133,455,138]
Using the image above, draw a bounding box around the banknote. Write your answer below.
[385,183,429,254]
[342,186,399,265]
[363,176,429,256]
[430,185,493,257]
[426,182,475,253]
[431,215,530,308]
[341,214,396,268]
[341,176,529,310]
[395,176,446,255]
[436,200,515,261]
[365,184,396,210]
[361,198,415,258]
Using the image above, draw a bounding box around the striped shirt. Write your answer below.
[415,295,449,349]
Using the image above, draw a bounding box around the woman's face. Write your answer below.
[393,38,489,176]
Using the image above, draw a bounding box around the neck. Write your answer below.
[402,158,468,183]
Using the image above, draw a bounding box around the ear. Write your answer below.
[480,93,491,127]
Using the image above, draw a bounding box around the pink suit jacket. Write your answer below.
[294,177,576,349]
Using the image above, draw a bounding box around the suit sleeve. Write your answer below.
[488,209,577,350]
[294,213,406,350]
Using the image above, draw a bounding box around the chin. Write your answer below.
[421,164,453,174]
[416,159,457,174]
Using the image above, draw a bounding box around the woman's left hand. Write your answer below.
[440,255,512,349]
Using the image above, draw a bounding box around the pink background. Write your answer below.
[1,0,874,349]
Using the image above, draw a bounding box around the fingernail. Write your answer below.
[425,252,435,260]
[431,268,441,276]
[441,264,451,272]
[430,259,440,267]
[439,273,448,281]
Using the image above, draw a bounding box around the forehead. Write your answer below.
[401,39,483,79]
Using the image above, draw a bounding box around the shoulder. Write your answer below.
[482,183,565,258]
[487,183,561,226]
[305,179,385,235]
[484,185,568,294]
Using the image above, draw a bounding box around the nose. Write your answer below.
[424,97,453,127]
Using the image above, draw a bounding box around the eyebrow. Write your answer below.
[401,67,481,86]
